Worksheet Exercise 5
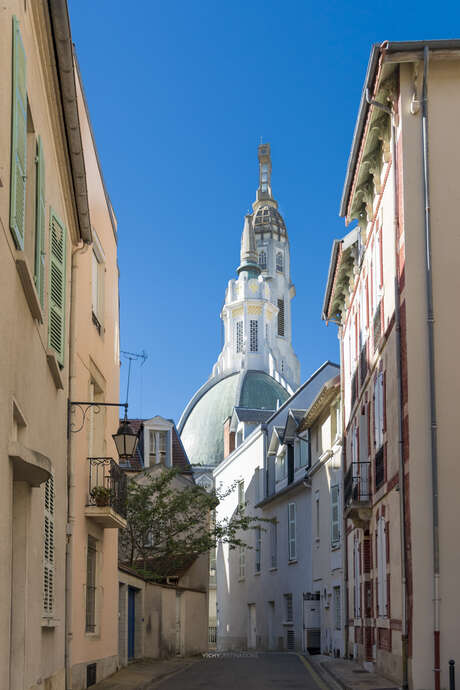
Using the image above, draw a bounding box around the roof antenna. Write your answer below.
[121,349,148,407]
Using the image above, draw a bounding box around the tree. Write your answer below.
[120,467,266,581]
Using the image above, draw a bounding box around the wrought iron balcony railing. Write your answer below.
[344,461,371,508]
[87,457,127,519]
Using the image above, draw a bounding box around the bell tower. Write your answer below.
[211,145,300,391]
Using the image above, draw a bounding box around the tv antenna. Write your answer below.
[121,350,147,405]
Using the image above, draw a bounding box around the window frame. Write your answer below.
[288,502,296,561]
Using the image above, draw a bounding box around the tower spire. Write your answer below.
[237,214,260,278]
[256,142,273,202]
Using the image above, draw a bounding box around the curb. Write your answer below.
[145,659,199,688]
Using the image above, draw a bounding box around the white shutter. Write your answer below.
[377,517,387,616]
[288,503,296,560]
[43,475,55,616]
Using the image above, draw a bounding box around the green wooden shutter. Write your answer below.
[35,136,45,306]
[48,210,66,366]
[10,16,27,250]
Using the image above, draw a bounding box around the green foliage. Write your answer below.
[120,467,268,581]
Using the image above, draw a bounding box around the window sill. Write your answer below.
[282,620,294,626]
[16,252,43,323]
[41,616,60,628]
[254,571,261,576]
[237,577,245,582]
[46,350,64,390]
[85,631,101,639]
[288,559,298,565]
[269,567,277,572]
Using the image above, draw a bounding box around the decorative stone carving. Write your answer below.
[363,144,384,194]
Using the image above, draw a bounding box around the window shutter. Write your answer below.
[10,16,27,249]
[35,135,45,306]
[43,475,55,616]
[331,485,340,545]
[48,210,66,365]
[288,502,296,560]
[277,299,285,336]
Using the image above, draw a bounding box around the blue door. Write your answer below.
[128,587,136,659]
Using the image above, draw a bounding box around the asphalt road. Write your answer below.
[152,652,329,690]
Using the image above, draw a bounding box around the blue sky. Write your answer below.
[68,1,460,423]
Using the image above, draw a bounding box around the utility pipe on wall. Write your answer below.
[421,46,441,690]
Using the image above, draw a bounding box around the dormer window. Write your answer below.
[149,429,168,465]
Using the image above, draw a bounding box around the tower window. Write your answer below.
[236,321,243,353]
[258,250,267,270]
[276,252,284,273]
[277,299,285,336]
[250,320,258,352]
[261,163,268,183]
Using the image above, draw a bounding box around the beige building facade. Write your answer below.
[66,60,124,689]
[0,1,91,688]
[323,40,460,690]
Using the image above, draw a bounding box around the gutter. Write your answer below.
[47,0,91,243]
[421,47,441,690]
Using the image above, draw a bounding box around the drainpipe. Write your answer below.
[421,46,441,690]
[339,332,349,659]
[366,73,409,689]
[65,240,91,689]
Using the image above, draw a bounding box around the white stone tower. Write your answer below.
[212,143,300,392]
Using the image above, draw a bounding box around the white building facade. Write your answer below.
[214,362,344,654]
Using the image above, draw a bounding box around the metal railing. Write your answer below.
[208,626,217,646]
[87,457,127,518]
[344,461,371,507]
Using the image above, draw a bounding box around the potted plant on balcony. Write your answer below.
[90,486,113,507]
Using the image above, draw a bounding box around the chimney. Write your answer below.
[223,416,235,459]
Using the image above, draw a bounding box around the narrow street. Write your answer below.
[152,653,329,690]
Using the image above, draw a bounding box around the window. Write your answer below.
[333,587,341,630]
[331,485,340,546]
[34,135,45,307]
[377,517,388,617]
[276,251,283,273]
[288,503,296,560]
[275,450,286,481]
[294,437,308,469]
[255,527,261,572]
[254,467,260,503]
[277,299,285,336]
[43,476,55,617]
[86,536,97,632]
[284,593,293,622]
[238,480,245,510]
[92,231,105,329]
[316,497,320,540]
[249,319,258,352]
[258,250,267,270]
[239,545,245,579]
[353,538,361,617]
[149,429,168,465]
[236,320,243,353]
[270,521,277,568]
[261,163,269,184]
[374,371,385,450]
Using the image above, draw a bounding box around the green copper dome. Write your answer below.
[179,370,290,467]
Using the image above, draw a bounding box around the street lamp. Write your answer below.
[112,413,138,460]
[68,400,138,460]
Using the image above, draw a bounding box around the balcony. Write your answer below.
[85,457,127,529]
[344,461,372,527]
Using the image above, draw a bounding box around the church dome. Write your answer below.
[179,370,290,467]
[253,205,287,237]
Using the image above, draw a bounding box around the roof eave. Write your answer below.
[48,0,92,243]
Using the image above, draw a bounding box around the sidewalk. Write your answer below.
[91,658,199,690]
[308,654,399,690]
